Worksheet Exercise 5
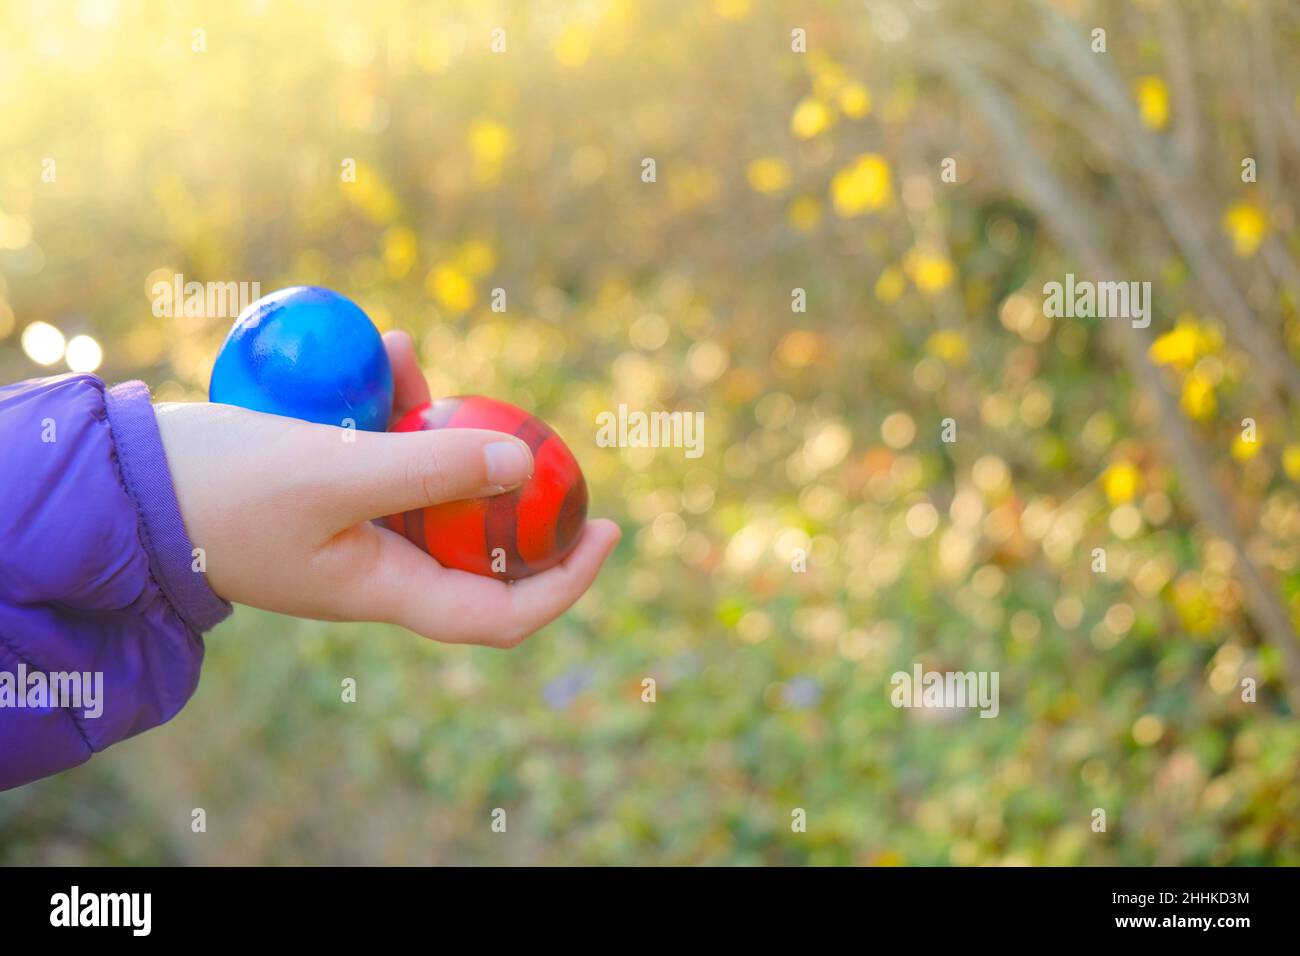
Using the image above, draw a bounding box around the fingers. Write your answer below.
[308,426,535,530]
[331,330,513,526]
[382,330,431,423]
[501,519,622,644]
[346,519,621,647]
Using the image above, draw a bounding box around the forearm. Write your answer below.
[0,374,229,791]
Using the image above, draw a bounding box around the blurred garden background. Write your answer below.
[2,0,1300,865]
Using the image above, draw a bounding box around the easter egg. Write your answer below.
[210,286,393,432]
[385,397,588,581]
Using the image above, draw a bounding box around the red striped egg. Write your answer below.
[385,397,588,581]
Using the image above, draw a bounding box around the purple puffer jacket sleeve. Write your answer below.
[0,374,231,790]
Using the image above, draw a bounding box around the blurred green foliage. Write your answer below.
[2,0,1299,864]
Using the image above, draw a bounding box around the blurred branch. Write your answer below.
[1246,3,1282,201]
[1008,4,1300,356]
[1035,3,1300,408]
[1261,238,1300,303]
[1247,1,1300,303]
[1248,0,1300,167]
[931,53,1300,713]
[1158,0,1201,176]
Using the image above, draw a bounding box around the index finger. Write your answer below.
[383,329,432,424]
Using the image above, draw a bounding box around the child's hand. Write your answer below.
[154,331,621,648]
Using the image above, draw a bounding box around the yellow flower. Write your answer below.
[746,157,791,194]
[1149,322,1199,369]
[455,240,496,277]
[1181,371,1217,421]
[1283,444,1300,480]
[1231,430,1261,462]
[427,264,475,313]
[382,226,418,278]
[468,119,513,182]
[553,24,593,68]
[1102,462,1142,505]
[345,163,399,223]
[1174,574,1218,635]
[790,96,834,139]
[926,330,967,366]
[417,32,454,74]
[906,248,956,296]
[714,0,751,20]
[830,153,892,217]
[875,266,905,303]
[810,57,847,101]
[1222,202,1267,257]
[839,82,872,118]
[1134,75,1169,130]
[787,196,823,232]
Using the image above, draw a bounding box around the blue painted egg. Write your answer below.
[209,286,393,432]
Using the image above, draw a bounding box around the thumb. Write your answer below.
[313,427,534,530]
